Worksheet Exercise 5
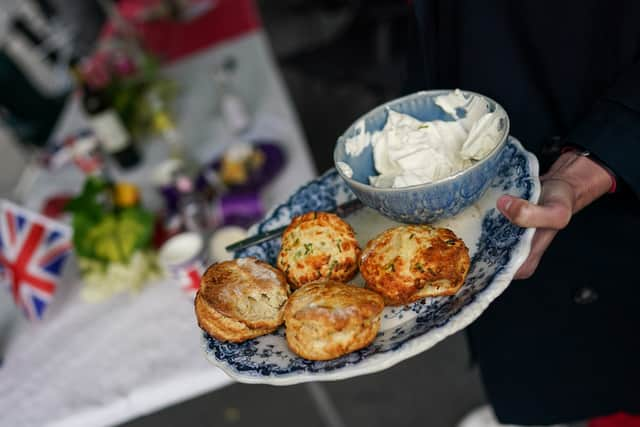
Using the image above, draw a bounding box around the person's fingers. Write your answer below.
[514,228,557,279]
[497,179,576,278]
[497,180,574,229]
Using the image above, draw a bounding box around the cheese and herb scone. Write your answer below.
[195,257,290,342]
[277,212,360,289]
[360,225,470,305]
[284,280,384,360]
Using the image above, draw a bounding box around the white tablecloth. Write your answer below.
[0,31,316,427]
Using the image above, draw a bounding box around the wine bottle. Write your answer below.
[82,83,141,169]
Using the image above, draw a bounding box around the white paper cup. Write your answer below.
[158,232,206,297]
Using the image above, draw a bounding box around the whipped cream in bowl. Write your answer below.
[333,89,510,223]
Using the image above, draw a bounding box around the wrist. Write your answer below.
[545,151,613,213]
[560,146,617,193]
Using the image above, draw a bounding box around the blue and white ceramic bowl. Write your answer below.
[334,90,510,223]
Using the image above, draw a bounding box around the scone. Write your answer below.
[195,257,290,342]
[360,225,470,305]
[284,280,384,360]
[277,212,360,289]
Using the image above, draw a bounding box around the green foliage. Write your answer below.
[65,177,154,264]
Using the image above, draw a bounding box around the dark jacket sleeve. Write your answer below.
[568,60,640,195]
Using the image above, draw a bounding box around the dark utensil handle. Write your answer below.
[224,199,363,253]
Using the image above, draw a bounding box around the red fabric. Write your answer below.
[104,0,261,62]
[589,413,640,427]
[40,195,72,219]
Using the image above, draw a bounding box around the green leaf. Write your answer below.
[67,177,155,264]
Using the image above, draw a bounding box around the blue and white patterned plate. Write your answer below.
[201,137,540,385]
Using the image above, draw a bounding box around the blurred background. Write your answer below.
[0,1,489,426]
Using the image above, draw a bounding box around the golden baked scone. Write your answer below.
[360,225,470,306]
[195,257,290,342]
[284,281,384,360]
[277,212,360,289]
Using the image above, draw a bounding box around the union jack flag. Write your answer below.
[0,200,71,320]
[178,262,203,296]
